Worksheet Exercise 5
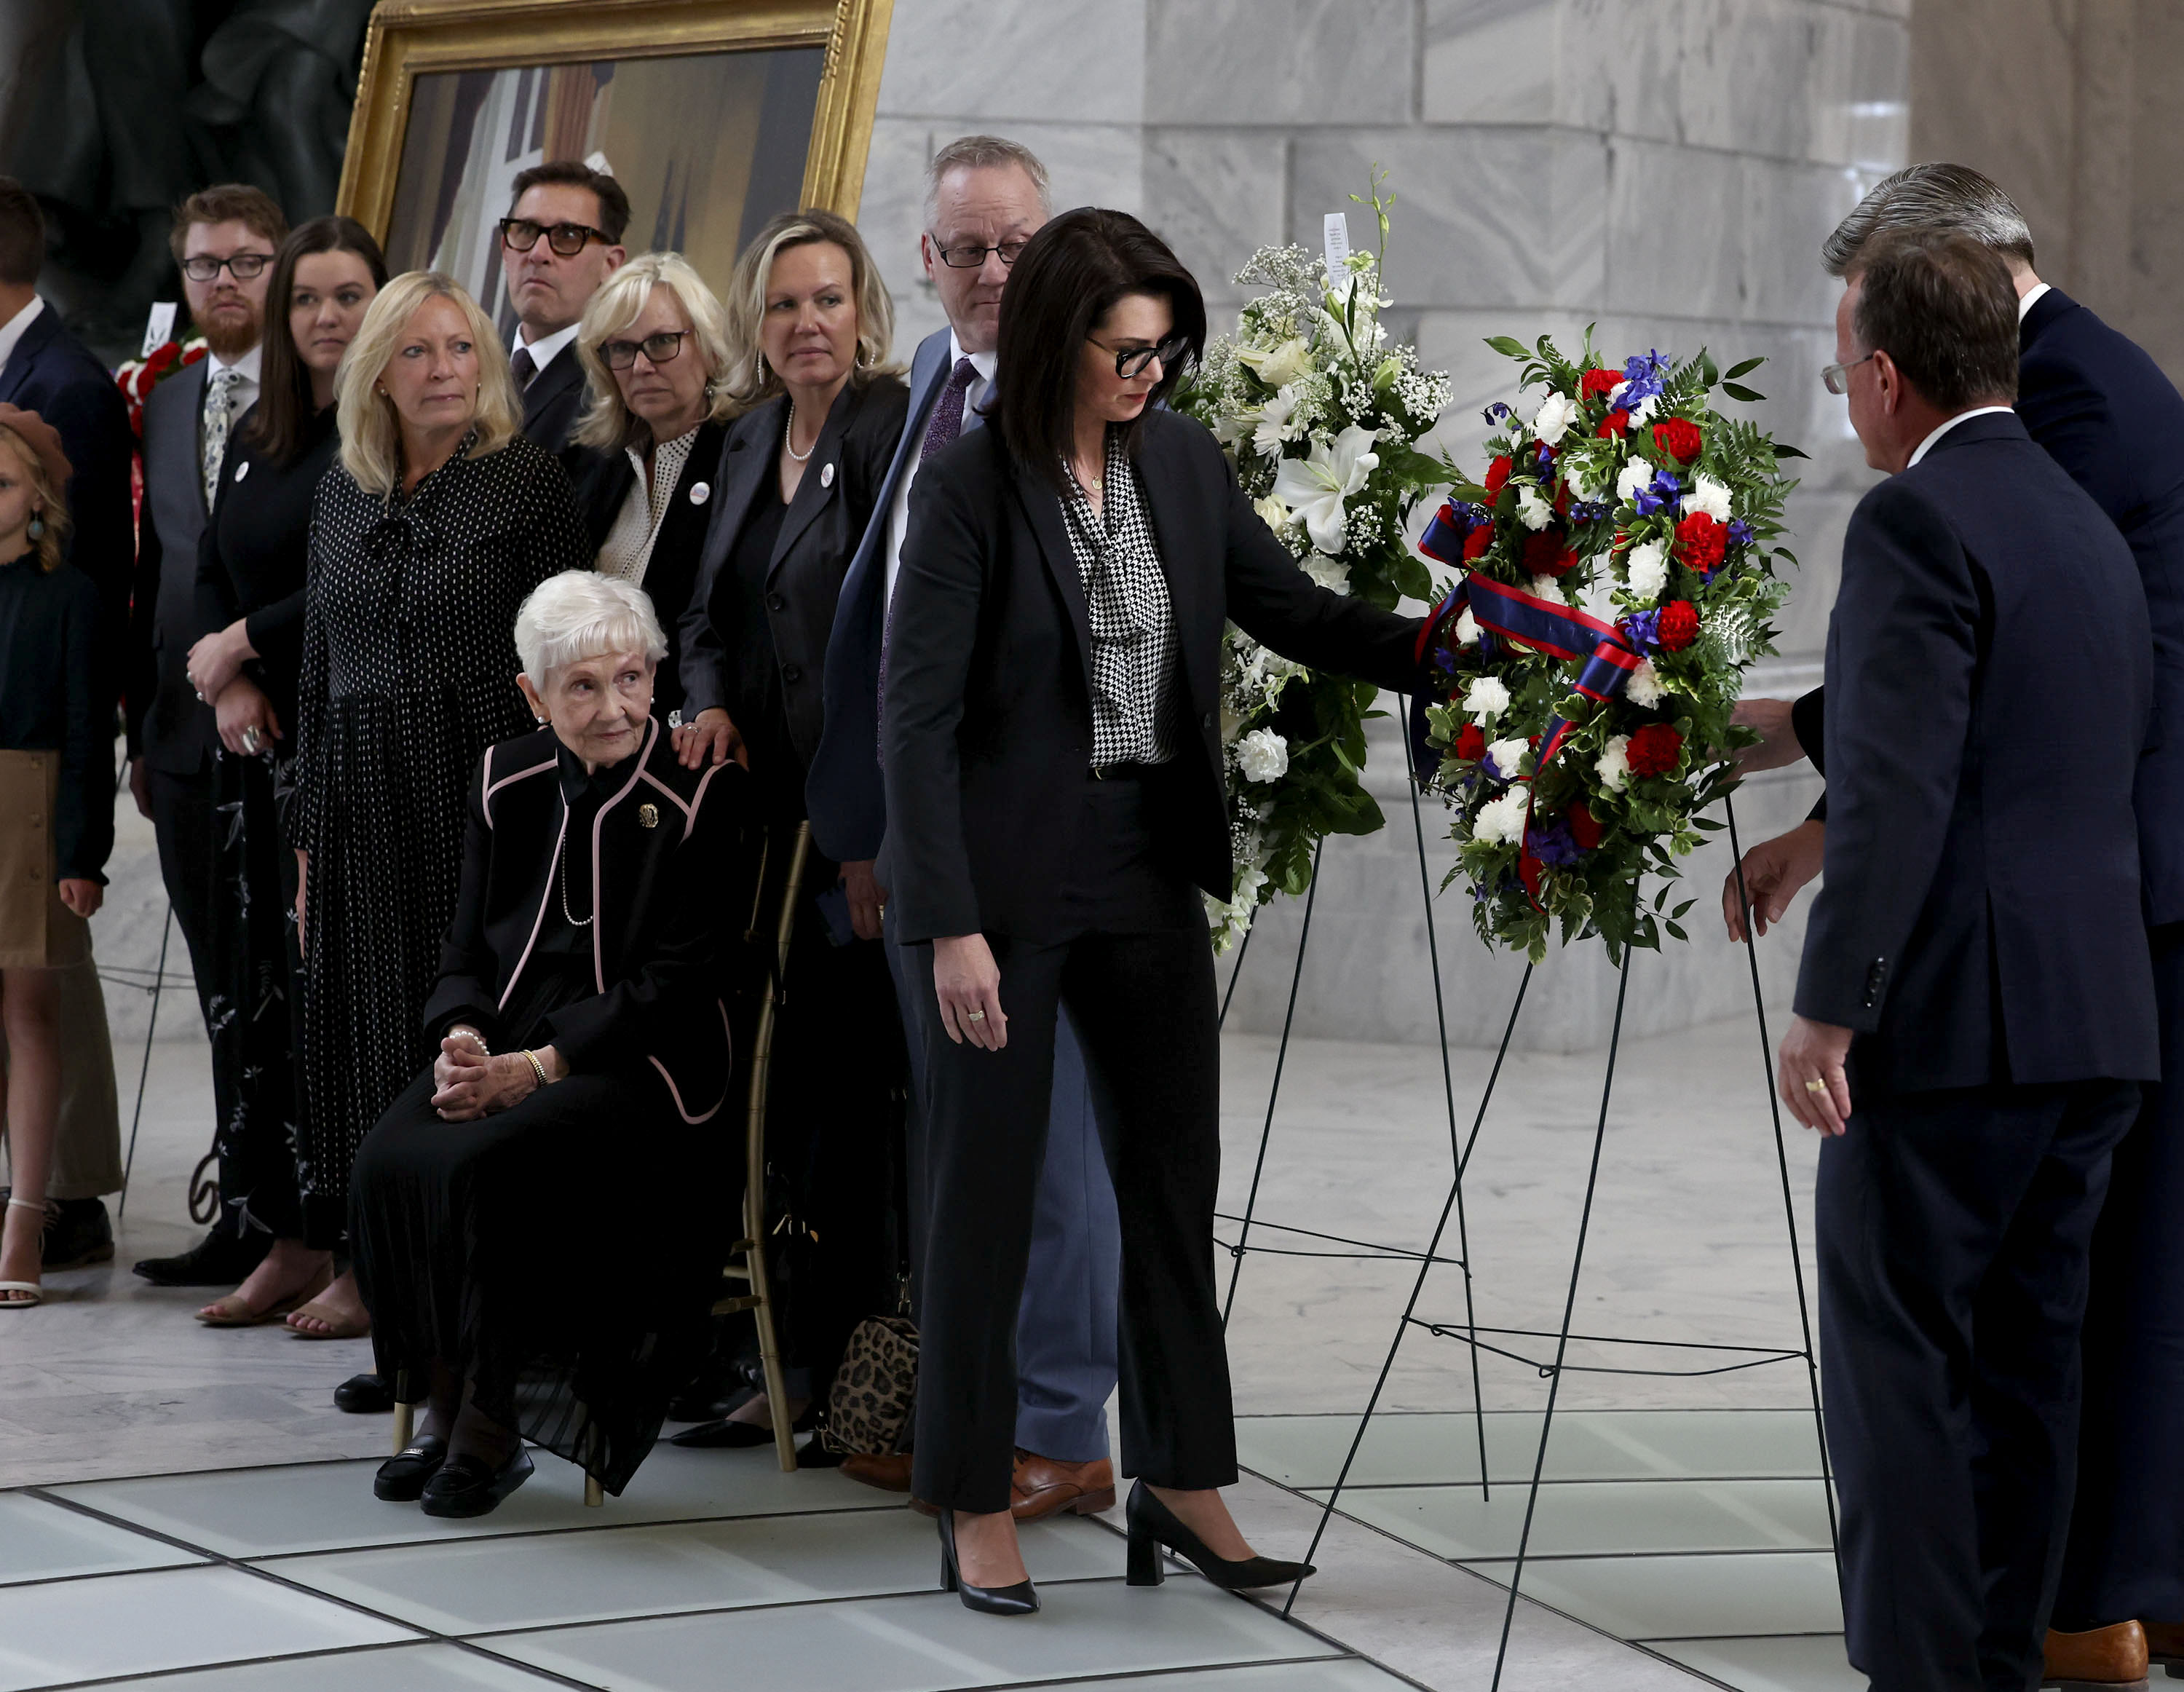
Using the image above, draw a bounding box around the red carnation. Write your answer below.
[180,343,207,366]
[1462,523,1492,561]
[1656,600,1700,652]
[1567,800,1603,850]
[1484,454,1512,496]
[1626,723,1685,779]
[1653,417,1704,462]
[146,342,180,373]
[1596,408,1631,439]
[1455,723,1487,762]
[1522,529,1576,577]
[1580,366,1622,400]
[1674,511,1727,576]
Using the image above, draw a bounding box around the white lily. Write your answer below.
[1272,425,1381,554]
[1252,389,1298,454]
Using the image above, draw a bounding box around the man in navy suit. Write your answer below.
[1730,165,2184,1685]
[1779,231,2157,1692]
[807,135,1123,1522]
[0,178,132,1270]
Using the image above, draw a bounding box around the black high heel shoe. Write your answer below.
[1125,1482,1315,1592]
[938,1509,1039,1616]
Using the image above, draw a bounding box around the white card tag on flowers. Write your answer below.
[1322,213,1350,274]
[141,301,177,357]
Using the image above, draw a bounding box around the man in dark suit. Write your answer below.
[1779,230,2158,1692]
[806,136,1123,1522]
[126,183,288,1289]
[0,178,132,1270]
[496,160,626,455]
[1729,165,2184,1687]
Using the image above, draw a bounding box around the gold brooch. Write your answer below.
[638,802,659,829]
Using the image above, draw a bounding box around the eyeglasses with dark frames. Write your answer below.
[601,331,689,371]
[1821,352,1875,395]
[181,252,274,282]
[931,237,1029,270]
[1088,332,1192,381]
[499,218,610,258]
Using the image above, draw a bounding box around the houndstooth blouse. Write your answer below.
[1058,428,1180,767]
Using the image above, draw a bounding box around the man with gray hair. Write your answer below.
[807,136,1123,1523]
[1729,162,2184,1685]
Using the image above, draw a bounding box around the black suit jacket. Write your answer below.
[422,719,761,1123]
[0,304,134,713]
[128,358,221,771]
[520,345,587,456]
[881,408,1423,944]
[680,377,908,774]
[1793,412,2158,1094]
[564,417,729,719]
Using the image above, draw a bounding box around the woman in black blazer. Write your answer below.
[882,210,1425,1613]
[671,209,911,1447]
[563,251,737,722]
[349,569,756,1517]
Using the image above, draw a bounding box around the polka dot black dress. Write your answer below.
[288,431,587,1246]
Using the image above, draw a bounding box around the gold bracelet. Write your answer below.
[522,1048,549,1089]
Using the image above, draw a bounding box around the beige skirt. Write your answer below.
[0,748,90,971]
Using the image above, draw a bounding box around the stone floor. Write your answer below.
[1,808,1862,1690]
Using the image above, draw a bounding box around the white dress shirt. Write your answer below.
[204,343,263,414]
[514,320,581,380]
[2018,281,2052,321]
[0,295,44,377]
[884,331,997,604]
[1907,405,2016,468]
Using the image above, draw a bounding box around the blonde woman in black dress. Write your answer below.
[288,272,587,1340]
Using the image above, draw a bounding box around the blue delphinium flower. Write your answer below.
[1633,468,1682,517]
[1483,402,1513,424]
[1728,518,1755,549]
[1617,349,1671,406]
[1528,817,1581,868]
[1621,609,1663,652]
[1535,440,1556,473]
[1569,499,1611,524]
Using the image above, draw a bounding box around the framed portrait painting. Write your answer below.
[336,0,892,333]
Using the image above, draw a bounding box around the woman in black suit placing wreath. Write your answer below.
[350,569,756,1517]
[880,208,1425,1612]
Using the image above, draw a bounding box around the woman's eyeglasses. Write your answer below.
[601,331,688,371]
[932,239,1029,270]
[499,218,610,257]
[1821,353,1875,395]
[1088,333,1192,380]
[181,253,273,282]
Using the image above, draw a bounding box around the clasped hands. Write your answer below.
[432,1028,565,1120]
[186,621,281,756]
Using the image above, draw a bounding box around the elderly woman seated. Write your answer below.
[352,569,754,1518]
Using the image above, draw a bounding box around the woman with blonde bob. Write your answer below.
[287,272,588,1340]
[563,251,736,720]
[349,569,756,1516]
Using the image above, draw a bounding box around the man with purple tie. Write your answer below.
[496,159,628,456]
[808,136,1122,1522]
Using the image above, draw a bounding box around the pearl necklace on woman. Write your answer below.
[784,400,815,462]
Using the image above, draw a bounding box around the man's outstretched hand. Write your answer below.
[1723,819,1824,942]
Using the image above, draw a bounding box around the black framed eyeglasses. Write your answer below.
[601,331,688,371]
[932,237,1029,270]
[1089,332,1192,380]
[1821,352,1875,395]
[499,218,609,257]
[181,252,273,282]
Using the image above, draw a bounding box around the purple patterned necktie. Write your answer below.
[511,345,537,392]
[920,357,978,461]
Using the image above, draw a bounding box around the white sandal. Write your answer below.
[1,1197,46,1307]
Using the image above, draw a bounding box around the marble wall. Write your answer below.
[860,0,1908,1048]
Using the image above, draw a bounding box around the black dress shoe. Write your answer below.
[938,1509,1038,1616]
[373,1435,448,1501]
[668,1383,757,1427]
[1123,1481,1315,1591]
[420,1447,534,1518]
[132,1227,269,1287]
[670,1398,815,1448]
[334,1374,395,1415]
[0,1192,114,1270]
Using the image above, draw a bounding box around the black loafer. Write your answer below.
[335,1373,395,1415]
[373,1434,448,1501]
[670,1399,815,1449]
[132,1227,269,1287]
[420,1447,534,1518]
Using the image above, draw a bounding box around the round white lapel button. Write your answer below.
[820,462,835,489]
[234,460,250,482]
[689,481,711,505]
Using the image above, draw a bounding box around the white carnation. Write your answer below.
[1685,473,1733,522]
[1236,728,1290,783]
[1463,675,1511,723]
[1596,735,1631,793]
[1302,553,1350,596]
[1472,788,1532,846]
[1516,486,1553,531]
[1565,459,1608,505]
[1624,538,1669,598]
[1628,393,1660,424]
[1453,609,1479,647]
[1484,737,1530,782]
[1531,389,1580,447]
[1615,459,1653,503]
[1624,660,1665,708]
[1529,574,1569,605]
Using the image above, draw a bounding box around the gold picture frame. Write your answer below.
[336,0,892,308]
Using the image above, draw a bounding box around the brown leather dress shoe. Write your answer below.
[2045,1621,2150,1689]
[839,1452,913,1493]
[1010,1450,1116,1522]
[2143,1620,2184,1675]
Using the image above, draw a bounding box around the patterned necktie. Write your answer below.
[919,357,978,462]
[201,367,241,510]
[511,345,537,392]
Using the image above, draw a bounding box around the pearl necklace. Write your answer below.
[559,839,593,927]
[783,401,815,462]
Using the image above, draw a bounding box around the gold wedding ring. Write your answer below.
[965,1009,986,1021]
[1803,1079,1827,1095]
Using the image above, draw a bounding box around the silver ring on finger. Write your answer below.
[965,1008,986,1022]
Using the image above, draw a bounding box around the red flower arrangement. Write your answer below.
[1522,529,1577,577]
[1579,366,1623,400]
[1454,723,1487,761]
[1674,512,1727,576]
[1484,454,1513,495]
[1653,417,1704,462]
[1567,800,1604,850]
[1625,724,1685,778]
[1596,408,1631,439]
[1655,600,1701,652]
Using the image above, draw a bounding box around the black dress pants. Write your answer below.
[909,772,1235,1514]
[1819,1076,2140,1692]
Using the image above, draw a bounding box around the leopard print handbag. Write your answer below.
[822,1315,919,1456]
